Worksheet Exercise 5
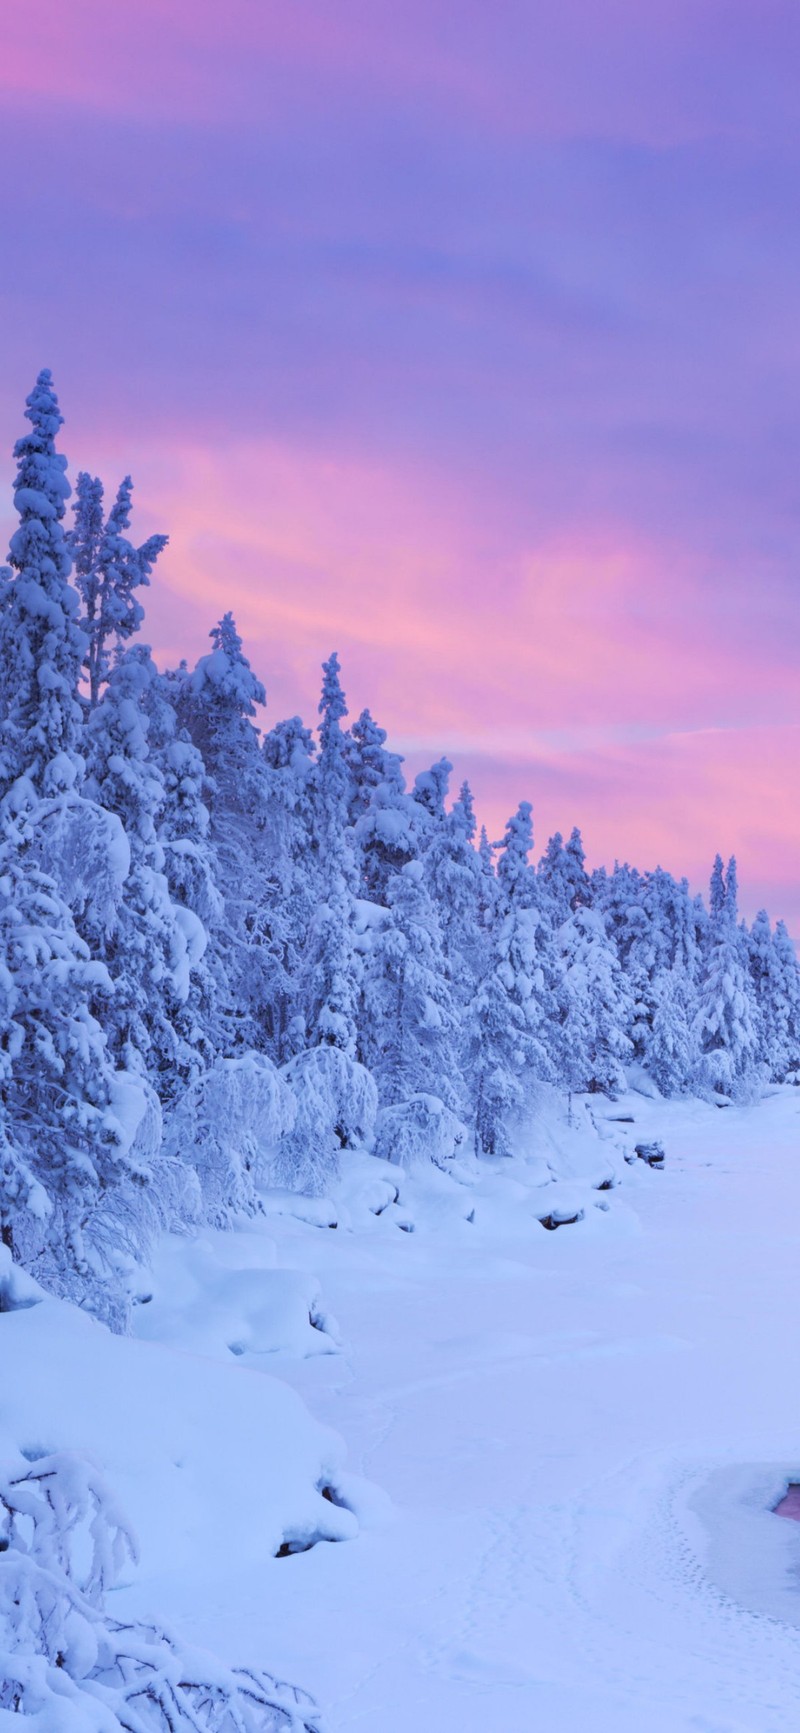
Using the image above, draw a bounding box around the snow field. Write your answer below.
[183,1088,800,1733]
[4,1087,800,1730]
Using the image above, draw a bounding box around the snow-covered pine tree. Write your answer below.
[694,855,761,1099]
[464,802,551,1156]
[260,716,319,1061]
[537,825,591,922]
[770,921,800,1082]
[359,856,466,1114]
[344,706,421,901]
[0,371,83,796]
[343,707,405,828]
[0,843,154,1325]
[412,756,453,841]
[0,374,158,1318]
[552,903,633,1099]
[179,613,283,1057]
[68,471,167,706]
[84,644,207,1099]
[709,852,726,922]
[301,653,360,1055]
[539,831,632,1097]
[748,910,800,1082]
[423,780,487,1011]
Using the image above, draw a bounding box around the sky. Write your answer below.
[0,0,798,926]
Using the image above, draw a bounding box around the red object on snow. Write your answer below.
[774,1484,800,1521]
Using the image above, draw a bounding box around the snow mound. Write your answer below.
[0,1277,359,1615]
[132,1232,340,1362]
[0,1447,322,1732]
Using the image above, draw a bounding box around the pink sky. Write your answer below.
[0,2,798,926]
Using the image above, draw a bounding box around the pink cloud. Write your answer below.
[3,1,794,147]
[62,430,794,929]
[0,419,795,928]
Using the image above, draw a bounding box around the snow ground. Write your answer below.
[5,1088,800,1731]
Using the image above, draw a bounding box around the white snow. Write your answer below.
[5,1088,800,1730]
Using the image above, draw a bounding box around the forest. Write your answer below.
[1,370,798,1331]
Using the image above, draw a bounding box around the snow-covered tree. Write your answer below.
[0,839,153,1323]
[694,855,761,1099]
[360,857,466,1113]
[648,966,697,1096]
[179,615,282,1056]
[0,371,83,797]
[552,904,633,1098]
[412,756,453,836]
[464,803,551,1155]
[538,825,590,921]
[423,781,487,1009]
[84,644,207,1097]
[68,470,167,706]
[748,910,800,1082]
[343,707,404,828]
[301,654,360,1055]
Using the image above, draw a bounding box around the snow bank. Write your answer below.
[0,1258,359,1616]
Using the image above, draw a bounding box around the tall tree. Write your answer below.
[302,654,360,1053]
[0,371,83,796]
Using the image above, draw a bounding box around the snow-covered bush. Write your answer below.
[0,1448,321,1731]
[373,1094,468,1172]
[275,1047,378,1194]
[165,1054,296,1225]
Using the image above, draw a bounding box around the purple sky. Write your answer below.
[1,1,798,925]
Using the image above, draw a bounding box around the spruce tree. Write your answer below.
[0,371,83,795]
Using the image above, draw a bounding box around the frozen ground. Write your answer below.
[4,1086,800,1731]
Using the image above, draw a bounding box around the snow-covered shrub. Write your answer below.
[165,1054,296,1225]
[274,1047,378,1194]
[373,1094,467,1172]
[0,1448,321,1731]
